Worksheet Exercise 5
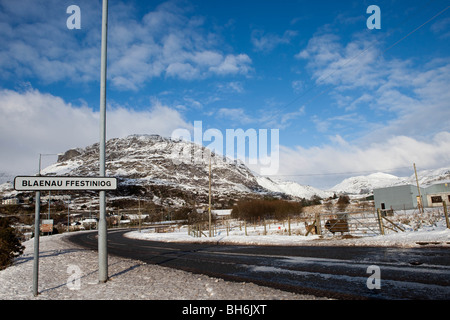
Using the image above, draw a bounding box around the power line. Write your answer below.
[381,5,449,55]
[278,2,448,115]
[261,166,413,178]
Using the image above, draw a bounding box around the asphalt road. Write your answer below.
[68,229,450,300]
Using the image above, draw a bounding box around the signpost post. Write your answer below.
[32,190,40,296]
[14,176,117,296]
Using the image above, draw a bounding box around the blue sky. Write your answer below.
[1,0,449,189]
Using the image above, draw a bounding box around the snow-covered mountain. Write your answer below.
[38,135,255,204]
[36,134,326,206]
[255,176,333,199]
[405,167,450,186]
[0,171,15,185]
[331,172,407,195]
[330,167,450,195]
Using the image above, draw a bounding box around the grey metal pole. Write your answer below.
[48,191,51,221]
[33,191,40,296]
[98,0,109,283]
[67,199,70,233]
[208,154,211,237]
[33,154,42,296]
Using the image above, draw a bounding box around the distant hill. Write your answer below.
[35,134,326,207]
[330,168,450,195]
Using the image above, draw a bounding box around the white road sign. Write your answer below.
[14,176,118,191]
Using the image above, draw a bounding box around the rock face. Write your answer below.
[57,149,82,162]
[41,135,271,207]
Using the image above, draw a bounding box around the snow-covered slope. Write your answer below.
[256,176,333,199]
[330,168,450,195]
[404,167,450,186]
[331,172,407,195]
[0,172,15,185]
[36,134,330,206]
[40,135,264,201]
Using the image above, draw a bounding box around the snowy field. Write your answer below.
[126,214,450,248]
[126,226,450,247]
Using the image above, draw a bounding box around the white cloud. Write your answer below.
[209,54,252,76]
[312,112,367,134]
[296,30,450,144]
[0,0,101,84]
[217,108,254,124]
[430,16,450,39]
[280,106,306,126]
[191,50,224,67]
[279,32,450,188]
[251,29,297,52]
[166,62,200,80]
[272,132,450,189]
[362,60,450,143]
[108,1,252,84]
[216,82,244,93]
[291,80,304,94]
[296,32,385,90]
[0,88,190,174]
[0,0,253,90]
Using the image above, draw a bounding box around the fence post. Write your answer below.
[443,201,449,229]
[288,216,291,236]
[244,220,247,236]
[315,212,322,235]
[377,208,385,235]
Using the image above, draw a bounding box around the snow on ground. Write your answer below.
[0,232,320,300]
[1,209,448,300]
[255,176,333,199]
[126,219,450,248]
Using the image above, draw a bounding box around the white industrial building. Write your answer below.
[374,182,450,211]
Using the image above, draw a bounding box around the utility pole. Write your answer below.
[443,201,449,229]
[413,163,424,214]
[48,191,51,220]
[67,199,70,232]
[208,153,212,237]
[33,152,62,295]
[98,0,109,283]
[138,198,141,233]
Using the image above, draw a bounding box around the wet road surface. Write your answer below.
[68,229,450,300]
